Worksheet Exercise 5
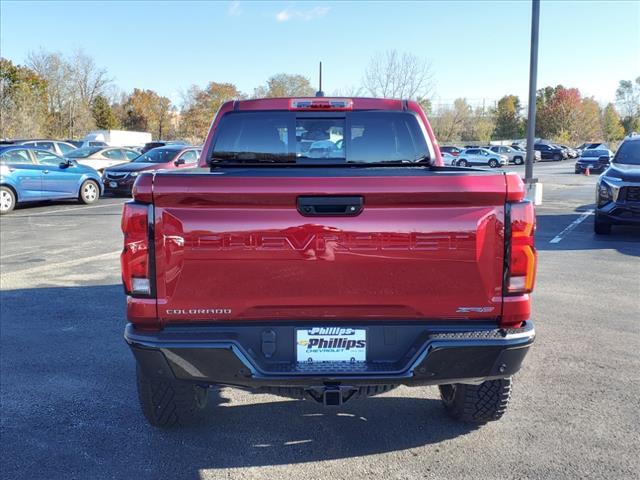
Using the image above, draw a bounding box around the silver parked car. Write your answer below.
[64,146,140,173]
[441,152,458,166]
[455,148,508,168]
[3,139,77,157]
[488,145,527,165]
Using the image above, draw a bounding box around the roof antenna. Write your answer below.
[315,61,325,97]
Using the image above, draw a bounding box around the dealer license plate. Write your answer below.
[296,327,366,363]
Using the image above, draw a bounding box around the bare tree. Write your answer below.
[362,50,434,100]
[331,85,364,97]
[68,50,111,107]
[26,49,110,138]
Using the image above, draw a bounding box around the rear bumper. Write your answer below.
[125,321,535,388]
[575,164,606,173]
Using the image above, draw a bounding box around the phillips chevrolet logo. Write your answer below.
[299,328,365,351]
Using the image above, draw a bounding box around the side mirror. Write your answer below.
[174,158,185,166]
[59,159,74,168]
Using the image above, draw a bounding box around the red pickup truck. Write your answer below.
[122,97,536,428]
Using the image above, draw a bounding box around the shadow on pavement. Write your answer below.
[536,204,640,256]
[0,284,477,479]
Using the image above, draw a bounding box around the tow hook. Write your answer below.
[306,385,358,406]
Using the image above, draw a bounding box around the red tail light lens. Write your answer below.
[290,98,353,110]
[508,201,536,294]
[121,202,151,296]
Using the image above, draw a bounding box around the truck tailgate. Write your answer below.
[152,171,507,323]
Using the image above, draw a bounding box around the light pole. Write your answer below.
[525,0,540,184]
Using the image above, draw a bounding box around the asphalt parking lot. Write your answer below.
[1,162,639,480]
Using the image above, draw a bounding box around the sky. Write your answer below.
[1,0,639,108]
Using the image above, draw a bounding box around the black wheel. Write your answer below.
[594,216,612,235]
[136,366,209,428]
[514,156,524,165]
[79,180,99,204]
[439,377,512,423]
[457,159,468,167]
[0,186,16,215]
[553,153,562,161]
[488,159,499,168]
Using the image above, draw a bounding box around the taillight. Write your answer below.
[121,202,152,296]
[507,201,536,294]
[290,98,353,110]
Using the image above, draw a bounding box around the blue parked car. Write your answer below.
[0,145,103,214]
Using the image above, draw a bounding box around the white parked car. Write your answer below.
[455,148,508,168]
[14,140,77,157]
[64,146,140,173]
[441,152,458,166]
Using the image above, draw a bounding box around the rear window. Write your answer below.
[66,146,102,158]
[134,148,179,163]
[582,150,608,158]
[613,140,640,165]
[210,111,430,166]
[0,149,32,164]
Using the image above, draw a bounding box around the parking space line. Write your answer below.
[1,248,59,261]
[4,202,125,218]
[549,210,594,244]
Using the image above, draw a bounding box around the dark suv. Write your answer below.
[594,135,640,234]
[534,143,567,161]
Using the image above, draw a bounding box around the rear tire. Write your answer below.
[79,180,99,204]
[514,156,524,165]
[594,216,612,235]
[439,377,512,423]
[0,186,16,215]
[136,366,209,428]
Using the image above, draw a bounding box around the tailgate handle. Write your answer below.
[297,196,363,216]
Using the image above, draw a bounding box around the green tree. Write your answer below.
[253,74,315,98]
[430,98,472,142]
[493,95,523,139]
[602,103,625,142]
[122,88,175,139]
[417,97,432,115]
[535,85,600,143]
[180,82,243,142]
[578,98,602,142]
[616,77,640,134]
[91,94,118,129]
[0,58,49,138]
[468,107,496,143]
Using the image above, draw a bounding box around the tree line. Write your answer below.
[1,49,638,147]
[430,80,638,146]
